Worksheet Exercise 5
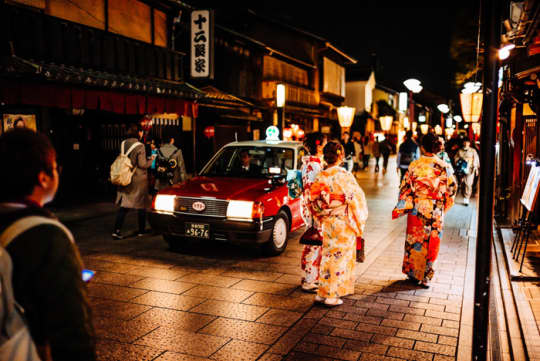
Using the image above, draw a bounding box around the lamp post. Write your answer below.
[276,83,286,136]
[403,79,423,128]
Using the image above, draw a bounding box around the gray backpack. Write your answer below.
[0,217,69,360]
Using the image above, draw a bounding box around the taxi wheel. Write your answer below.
[163,234,188,252]
[263,211,289,256]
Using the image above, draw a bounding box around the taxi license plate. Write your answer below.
[185,223,210,239]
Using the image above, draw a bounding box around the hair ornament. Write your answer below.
[315,140,320,145]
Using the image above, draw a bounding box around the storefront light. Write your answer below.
[446,117,453,128]
[276,84,286,107]
[420,124,429,135]
[403,117,410,129]
[434,125,443,135]
[227,200,254,221]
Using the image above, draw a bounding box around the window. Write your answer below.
[202,146,294,178]
[323,57,345,97]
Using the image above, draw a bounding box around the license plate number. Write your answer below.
[185,223,209,239]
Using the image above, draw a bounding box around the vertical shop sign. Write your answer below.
[190,10,213,79]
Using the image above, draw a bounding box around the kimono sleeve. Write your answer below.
[443,168,457,212]
[392,168,414,219]
[344,173,368,236]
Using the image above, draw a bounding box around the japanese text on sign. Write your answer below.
[191,10,212,78]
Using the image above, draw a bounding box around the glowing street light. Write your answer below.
[437,104,450,114]
[337,106,355,128]
[498,43,515,60]
[403,79,423,93]
[453,115,463,122]
[379,115,393,132]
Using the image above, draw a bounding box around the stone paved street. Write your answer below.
[70,157,476,360]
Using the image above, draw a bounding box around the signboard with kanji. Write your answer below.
[521,165,540,211]
[190,10,213,79]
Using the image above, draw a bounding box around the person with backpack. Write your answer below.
[0,128,95,361]
[112,124,156,239]
[378,133,393,174]
[397,130,420,181]
[154,134,187,192]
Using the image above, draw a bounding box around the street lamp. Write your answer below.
[403,78,422,126]
[337,106,355,130]
[379,115,393,132]
[276,83,286,135]
[437,104,450,114]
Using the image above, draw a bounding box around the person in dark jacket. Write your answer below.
[340,132,355,172]
[0,128,95,361]
[112,124,156,239]
[397,130,420,180]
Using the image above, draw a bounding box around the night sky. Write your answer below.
[201,1,476,100]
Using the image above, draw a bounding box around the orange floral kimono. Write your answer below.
[309,166,368,298]
[392,156,456,282]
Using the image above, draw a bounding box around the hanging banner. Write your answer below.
[190,10,214,79]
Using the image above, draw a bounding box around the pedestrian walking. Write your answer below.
[392,133,456,288]
[372,136,381,172]
[454,139,479,206]
[379,134,392,173]
[397,130,420,180]
[154,133,187,192]
[340,132,355,172]
[299,132,326,293]
[362,135,372,170]
[112,124,156,239]
[0,128,96,360]
[308,142,368,306]
[352,132,364,172]
[437,136,454,173]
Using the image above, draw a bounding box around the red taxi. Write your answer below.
[149,139,306,255]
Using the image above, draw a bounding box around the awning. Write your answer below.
[0,55,204,100]
[0,56,202,117]
[0,78,199,118]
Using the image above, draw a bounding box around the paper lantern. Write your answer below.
[379,116,393,131]
[434,125,443,135]
[420,124,429,135]
[337,106,355,128]
[460,92,483,122]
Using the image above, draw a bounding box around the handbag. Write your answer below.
[299,226,322,246]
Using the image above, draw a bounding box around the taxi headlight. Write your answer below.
[154,195,176,212]
[226,200,253,220]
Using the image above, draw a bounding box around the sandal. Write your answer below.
[301,282,318,293]
[324,298,343,307]
[419,281,430,289]
[314,295,325,303]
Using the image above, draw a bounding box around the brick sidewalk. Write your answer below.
[74,156,476,360]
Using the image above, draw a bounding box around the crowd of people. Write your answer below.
[298,130,479,304]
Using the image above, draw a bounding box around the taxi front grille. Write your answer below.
[174,197,228,217]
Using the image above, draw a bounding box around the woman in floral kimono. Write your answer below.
[309,142,369,306]
[392,133,456,288]
[300,132,326,292]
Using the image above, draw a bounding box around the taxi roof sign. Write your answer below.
[265,126,280,141]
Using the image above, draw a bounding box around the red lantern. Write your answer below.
[204,126,215,138]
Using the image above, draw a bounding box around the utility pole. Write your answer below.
[472,0,501,359]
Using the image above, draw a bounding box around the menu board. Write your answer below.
[521,165,540,211]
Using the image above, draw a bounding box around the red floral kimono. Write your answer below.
[392,156,456,282]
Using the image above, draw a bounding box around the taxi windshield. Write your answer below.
[201,146,294,178]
